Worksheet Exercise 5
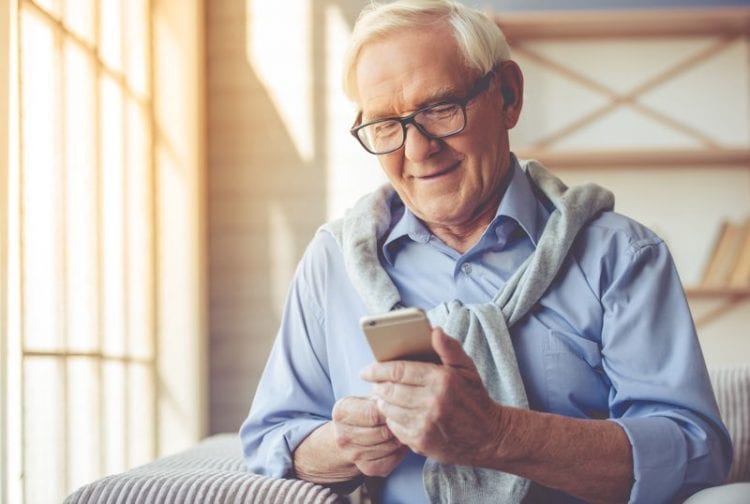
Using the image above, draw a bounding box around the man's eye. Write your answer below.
[373,121,400,137]
[422,104,459,120]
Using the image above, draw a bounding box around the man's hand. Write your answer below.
[292,396,408,485]
[330,396,409,477]
[360,327,504,466]
[361,328,634,503]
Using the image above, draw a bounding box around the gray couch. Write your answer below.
[65,365,750,503]
[63,434,346,504]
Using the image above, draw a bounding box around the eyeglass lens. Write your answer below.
[358,103,465,154]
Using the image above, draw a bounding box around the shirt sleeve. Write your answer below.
[239,248,335,478]
[600,236,733,503]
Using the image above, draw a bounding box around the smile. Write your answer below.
[416,162,460,180]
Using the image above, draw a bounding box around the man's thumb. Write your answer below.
[432,327,473,368]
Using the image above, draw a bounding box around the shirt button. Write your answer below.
[462,263,472,275]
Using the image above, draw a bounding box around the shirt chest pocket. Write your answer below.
[543,330,611,419]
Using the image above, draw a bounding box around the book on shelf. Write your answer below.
[700,217,750,289]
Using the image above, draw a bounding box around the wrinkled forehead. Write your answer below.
[354,27,472,119]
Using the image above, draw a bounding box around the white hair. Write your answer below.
[342,0,511,102]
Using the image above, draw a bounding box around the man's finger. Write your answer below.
[371,382,425,409]
[332,396,385,426]
[334,423,397,448]
[355,445,410,478]
[360,359,434,385]
[375,398,418,428]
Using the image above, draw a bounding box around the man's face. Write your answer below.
[354,24,521,234]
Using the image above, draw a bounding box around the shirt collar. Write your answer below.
[496,156,546,247]
[381,205,427,266]
[382,154,546,265]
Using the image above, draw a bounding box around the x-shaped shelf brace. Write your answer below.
[512,36,737,153]
[495,8,750,168]
[687,289,750,329]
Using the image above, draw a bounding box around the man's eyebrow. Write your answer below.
[361,84,459,123]
[415,84,458,109]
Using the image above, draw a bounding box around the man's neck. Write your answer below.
[426,163,515,254]
[427,201,500,254]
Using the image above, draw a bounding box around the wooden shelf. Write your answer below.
[685,287,750,328]
[515,149,750,170]
[686,287,750,299]
[494,8,750,41]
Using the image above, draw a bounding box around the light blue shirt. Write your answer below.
[240,158,732,503]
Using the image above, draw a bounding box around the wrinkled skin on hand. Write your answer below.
[331,395,409,477]
[360,327,504,466]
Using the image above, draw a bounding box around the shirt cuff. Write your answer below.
[244,417,329,478]
[613,416,688,504]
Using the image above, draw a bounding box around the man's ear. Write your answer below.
[497,60,523,128]
[501,86,515,106]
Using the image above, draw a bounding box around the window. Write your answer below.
[1,1,12,502]
[2,1,207,502]
[10,0,155,501]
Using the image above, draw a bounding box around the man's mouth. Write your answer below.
[416,162,460,180]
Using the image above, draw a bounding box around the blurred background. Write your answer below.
[1,0,749,502]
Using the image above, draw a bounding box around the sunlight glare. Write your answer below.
[100,75,126,357]
[64,0,95,45]
[268,202,295,318]
[65,40,98,353]
[20,9,63,352]
[247,0,313,162]
[99,0,123,71]
[324,5,384,220]
[24,358,65,503]
[67,357,100,493]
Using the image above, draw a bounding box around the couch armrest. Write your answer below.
[63,434,345,504]
[709,365,750,483]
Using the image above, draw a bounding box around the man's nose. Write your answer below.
[403,124,441,162]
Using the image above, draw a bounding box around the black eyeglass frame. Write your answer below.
[350,69,496,155]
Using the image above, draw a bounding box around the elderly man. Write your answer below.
[240,1,731,502]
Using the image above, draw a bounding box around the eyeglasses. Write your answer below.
[350,70,495,155]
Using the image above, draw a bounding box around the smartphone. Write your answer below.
[360,307,439,363]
